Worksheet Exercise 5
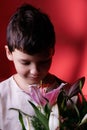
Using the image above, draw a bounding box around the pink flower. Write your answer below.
[27,83,65,107]
[28,85,47,106]
[45,83,65,106]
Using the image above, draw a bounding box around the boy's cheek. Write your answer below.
[15,66,28,75]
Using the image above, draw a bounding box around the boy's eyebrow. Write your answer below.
[19,59,29,62]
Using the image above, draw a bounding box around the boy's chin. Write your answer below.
[26,79,41,85]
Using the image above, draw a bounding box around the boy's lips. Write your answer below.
[30,76,40,80]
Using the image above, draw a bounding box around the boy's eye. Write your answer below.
[21,62,30,65]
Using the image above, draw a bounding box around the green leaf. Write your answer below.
[29,101,49,130]
[31,116,46,130]
[57,91,67,113]
[43,103,51,119]
[68,96,80,120]
[79,80,87,104]
[19,111,26,130]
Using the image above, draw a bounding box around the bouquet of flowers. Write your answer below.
[18,77,87,130]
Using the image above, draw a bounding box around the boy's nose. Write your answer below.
[30,64,39,76]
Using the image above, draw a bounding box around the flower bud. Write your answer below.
[49,104,60,130]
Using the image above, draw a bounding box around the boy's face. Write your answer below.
[6,47,54,85]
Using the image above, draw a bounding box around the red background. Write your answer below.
[0,0,87,94]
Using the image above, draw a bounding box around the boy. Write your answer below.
[0,4,65,130]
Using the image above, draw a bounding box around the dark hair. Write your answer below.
[7,4,55,55]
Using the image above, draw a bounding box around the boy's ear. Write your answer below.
[5,45,13,61]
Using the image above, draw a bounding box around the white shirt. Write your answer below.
[0,76,35,130]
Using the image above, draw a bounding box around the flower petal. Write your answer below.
[68,77,85,97]
[46,83,65,106]
[28,86,47,106]
[49,104,59,130]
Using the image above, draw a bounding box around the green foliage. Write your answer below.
[19,111,26,130]
[57,77,87,130]
[29,101,50,130]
